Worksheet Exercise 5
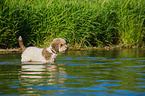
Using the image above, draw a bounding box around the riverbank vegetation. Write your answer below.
[0,0,145,49]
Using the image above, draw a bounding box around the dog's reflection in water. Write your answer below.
[20,62,67,85]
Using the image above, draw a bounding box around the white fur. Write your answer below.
[21,47,57,63]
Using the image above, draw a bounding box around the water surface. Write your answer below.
[0,49,145,96]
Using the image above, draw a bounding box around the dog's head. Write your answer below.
[51,38,68,53]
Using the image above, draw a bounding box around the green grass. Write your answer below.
[0,0,145,48]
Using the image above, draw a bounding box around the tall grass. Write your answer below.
[117,0,145,47]
[0,0,144,48]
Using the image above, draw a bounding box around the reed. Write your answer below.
[117,0,145,47]
[0,0,144,48]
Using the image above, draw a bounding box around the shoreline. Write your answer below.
[0,45,144,52]
[0,48,21,53]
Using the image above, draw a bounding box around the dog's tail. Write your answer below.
[19,36,26,51]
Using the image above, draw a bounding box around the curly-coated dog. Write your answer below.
[19,36,68,63]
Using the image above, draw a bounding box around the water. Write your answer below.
[0,49,145,96]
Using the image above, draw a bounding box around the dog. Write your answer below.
[19,36,68,63]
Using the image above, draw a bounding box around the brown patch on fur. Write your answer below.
[42,48,52,60]
[51,43,59,53]
[19,36,26,51]
[51,38,66,53]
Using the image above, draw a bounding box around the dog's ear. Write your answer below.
[51,39,60,53]
[51,38,66,53]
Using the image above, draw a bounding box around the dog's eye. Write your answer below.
[61,44,64,46]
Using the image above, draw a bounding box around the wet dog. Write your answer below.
[19,36,68,63]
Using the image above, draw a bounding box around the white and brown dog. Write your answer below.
[19,36,68,63]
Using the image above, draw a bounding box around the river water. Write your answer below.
[0,49,145,96]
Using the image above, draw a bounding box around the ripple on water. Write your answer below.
[66,63,105,66]
[126,65,145,67]
[120,58,135,61]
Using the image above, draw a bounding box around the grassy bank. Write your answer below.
[0,0,145,48]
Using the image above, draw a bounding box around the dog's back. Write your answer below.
[21,47,46,62]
